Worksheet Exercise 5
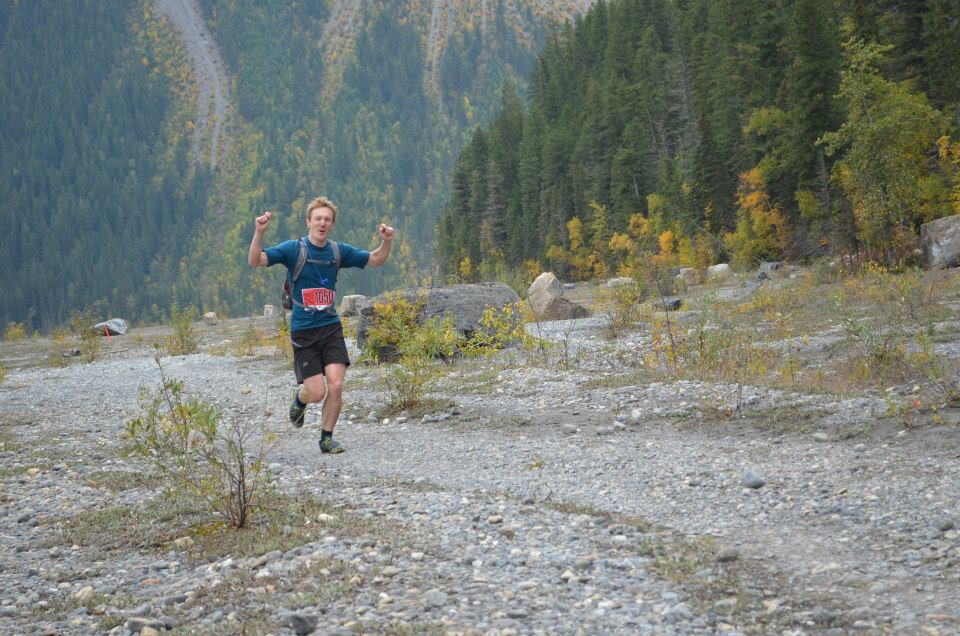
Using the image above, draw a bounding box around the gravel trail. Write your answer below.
[1,316,958,634]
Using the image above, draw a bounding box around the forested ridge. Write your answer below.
[1,0,586,332]
[437,0,960,282]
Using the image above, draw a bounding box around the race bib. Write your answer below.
[301,287,335,310]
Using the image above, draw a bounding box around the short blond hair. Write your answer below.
[306,196,338,222]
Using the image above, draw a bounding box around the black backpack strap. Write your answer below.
[329,241,341,270]
[291,237,309,283]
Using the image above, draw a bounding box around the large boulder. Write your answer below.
[677,268,698,284]
[707,263,733,280]
[759,261,783,276]
[339,294,367,317]
[528,290,592,321]
[921,214,960,269]
[92,318,128,336]
[263,304,281,318]
[605,276,635,288]
[528,272,562,297]
[357,283,521,350]
[655,297,683,312]
[202,312,219,326]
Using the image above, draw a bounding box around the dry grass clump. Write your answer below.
[619,265,960,405]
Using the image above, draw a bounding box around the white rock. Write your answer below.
[529,272,563,297]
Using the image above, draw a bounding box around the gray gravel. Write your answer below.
[1,317,959,634]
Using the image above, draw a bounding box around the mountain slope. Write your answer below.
[0,0,592,331]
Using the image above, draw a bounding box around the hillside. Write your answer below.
[0,0,593,332]
[437,0,960,282]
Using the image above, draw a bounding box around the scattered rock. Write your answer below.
[742,470,765,489]
[279,611,318,635]
[921,214,960,269]
[528,290,592,321]
[716,546,740,563]
[605,276,635,288]
[528,272,563,297]
[655,297,682,311]
[759,261,782,275]
[263,304,282,318]
[339,294,367,317]
[173,537,194,550]
[424,589,448,608]
[202,311,219,326]
[707,263,732,279]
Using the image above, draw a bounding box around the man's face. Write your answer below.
[307,206,335,242]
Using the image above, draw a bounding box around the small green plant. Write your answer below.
[69,309,103,362]
[526,457,546,471]
[0,364,6,384]
[234,323,263,356]
[598,283,649,338]
[273,315,291,360]
[3,321,27,341]
[46,328,71,367]
[124,355,284,528]
[464,301,549,362]
[381,355,442,414]
[165,303,200,355]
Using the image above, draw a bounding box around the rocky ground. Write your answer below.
[1,276,959,635]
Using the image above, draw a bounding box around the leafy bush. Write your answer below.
[464,302,535,354]
[381,355,442,414]
[165,303,200,355]
[45,328,71,367]
[362,291,426,362]
[124,356,283,528]
[69,309,102,362]
[3,322,27,341]
[598,283,649,338]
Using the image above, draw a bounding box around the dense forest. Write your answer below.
[0,0,581,332]
[437,0,960,282]
[0,0,211,331]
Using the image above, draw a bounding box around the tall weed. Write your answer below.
[125,356,284,528]
[165,304,201,355]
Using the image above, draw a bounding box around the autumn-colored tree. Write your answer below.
[724,167,790,270]
[820,30,951,264]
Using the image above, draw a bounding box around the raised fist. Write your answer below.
[378,223,395,240]
[255,211,273,232]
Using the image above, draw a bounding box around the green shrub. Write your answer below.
[124,356,283,528]
[464,302,537,355]
[382,355,442,414]
[0,364,6,384]
[165,303,200,355]
[362,291,426,362]
[69,309,102,362]
[598,283,649,338]
[3,322,27,341]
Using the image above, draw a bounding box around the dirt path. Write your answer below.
[154,0,230,169]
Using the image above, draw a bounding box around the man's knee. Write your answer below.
[301,375,326,403]
[326,376,344,398]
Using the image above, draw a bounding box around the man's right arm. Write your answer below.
[248,211,272,268]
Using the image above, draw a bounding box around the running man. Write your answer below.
[248,196,394,453]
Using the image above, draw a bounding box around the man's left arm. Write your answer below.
[367,224,395,268]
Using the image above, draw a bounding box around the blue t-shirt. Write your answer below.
[264,238,369,333]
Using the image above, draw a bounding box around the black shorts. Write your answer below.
[291,323,350,384]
